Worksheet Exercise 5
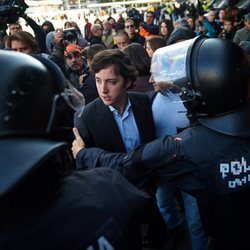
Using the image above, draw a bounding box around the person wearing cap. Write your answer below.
[52,30,88,89]
[64,43,88,89]
[233,13,250,45]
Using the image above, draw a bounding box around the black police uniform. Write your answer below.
[74,37,250,250]
[75,105,250,249]
[0,152,151,250]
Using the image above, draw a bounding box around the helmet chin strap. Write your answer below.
[179,88,197,102]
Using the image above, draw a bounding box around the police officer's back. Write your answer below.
[0,50,153,250]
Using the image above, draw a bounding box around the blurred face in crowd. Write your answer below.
[102,20,111,32]
[42,24,50,34]
[218,9,226,21]
[187,17,195,30]
[145,41,154,58]
[244,18,250,30]
[149,62,173,93]
[160,21,169,36]
[95,64,130,113]
[124,20,135,37]
[11,40,33,55]
[9,23,22,35]
[95,26,103,37]
[224,20,233,32]
[146,12,155,25]
[149,73,161,92]
[64,22,73,29]
[207,11,215,22]
[116,35,129,50]
[65,50,84,73]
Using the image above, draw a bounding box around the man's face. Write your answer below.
[145,41,154,58]
[65,51,83,73]
[207,11,215,22]
[219,10,226,20]
[95,64,129,109]
[124,20,135,36]
[146,13,155,25]
[245,19,250,30]
[116,36,129,50]
[149,74,161,92]
[11,40,33,55]
[224,21,233,32]
[9,24,22,34]
[102,21,111,31]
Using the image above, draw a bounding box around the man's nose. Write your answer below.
[149,75,154,84]
[100,83,108,93]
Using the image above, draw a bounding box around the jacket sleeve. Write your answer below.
[22,15,47,53]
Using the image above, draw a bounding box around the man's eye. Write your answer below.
[107,81,116,85]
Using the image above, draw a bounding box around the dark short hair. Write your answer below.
[123,43,150,76]
[83,44,106,61]
[146,36,166,52]
[91,49,138,87]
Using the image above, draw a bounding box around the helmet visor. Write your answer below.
[63,80,85,118]
[151,38,196,98]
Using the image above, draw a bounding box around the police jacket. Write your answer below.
[0,158,152,250]
[75,104,250,249]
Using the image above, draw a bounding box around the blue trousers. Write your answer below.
[156,182,208,250]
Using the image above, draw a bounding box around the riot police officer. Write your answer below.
[72,36,250,250]
[0,50,156,250]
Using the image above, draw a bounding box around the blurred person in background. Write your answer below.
[102,19,116,49]
[79,44,106,104]
[113,30,130,50]
[139,11,159,38]
[145,36,166,58]
[84,18,92,42]
[233,13,250,45]
[218,17,236,41]
[124,18,145,46]
[123,43,154,93]
[5,31,42,56]
[90,24,106,47]
[159,19,174,42]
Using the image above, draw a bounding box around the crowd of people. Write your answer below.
[0,0,250,249]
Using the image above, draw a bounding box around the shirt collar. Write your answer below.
[109,97,132,115]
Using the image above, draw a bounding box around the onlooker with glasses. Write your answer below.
[124,18,145,46]
[139,11,159,38]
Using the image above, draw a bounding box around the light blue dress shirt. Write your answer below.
[109,98,140,153]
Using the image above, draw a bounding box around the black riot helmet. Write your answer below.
[0,50,85,138]
[151,36,249,117]
[0,50,85,196]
